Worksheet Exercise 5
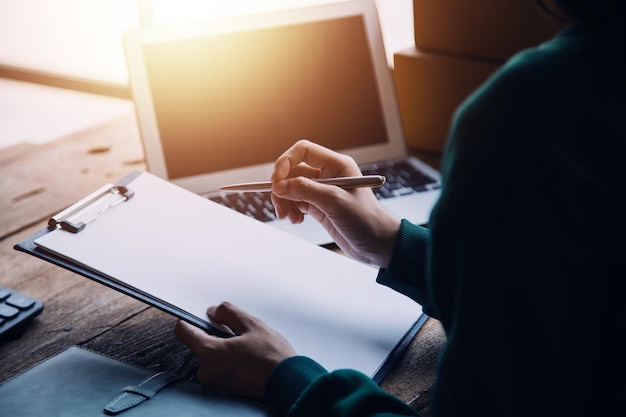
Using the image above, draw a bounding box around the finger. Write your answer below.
[271,140,358,182]
[174,319,214,352]
[290,163,322,179]
[271,140,361,223]
[272,175,346,209]
[207,302,257,336]
[271,192,305,223]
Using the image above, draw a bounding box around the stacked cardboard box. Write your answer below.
[394,0,564,151]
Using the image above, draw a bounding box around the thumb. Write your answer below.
[174,319,214,353]
[207,302,256,336]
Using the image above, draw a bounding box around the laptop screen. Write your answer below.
[141,15,387,180]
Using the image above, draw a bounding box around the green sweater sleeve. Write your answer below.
[376,219,436,317]
[264,356,418,417]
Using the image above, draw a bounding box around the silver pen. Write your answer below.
[218,175,386,192]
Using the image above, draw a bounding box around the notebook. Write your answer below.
[0,346,272,416]
[123,0,441,245]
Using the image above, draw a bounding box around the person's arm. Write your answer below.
[376,219,433,311]
[265,356,419,417]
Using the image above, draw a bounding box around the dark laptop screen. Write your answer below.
[142,15,387,180]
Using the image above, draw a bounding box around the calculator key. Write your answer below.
[0,286,43,338]
[0,304,19,319]
[6,294,36,310]
[0,287,10,301]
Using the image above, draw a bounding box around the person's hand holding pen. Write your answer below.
[270,139,401,268]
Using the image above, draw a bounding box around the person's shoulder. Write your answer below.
[487,30,585,98]
[444,28,591,168]
[492,25,620,99]
[455,26,603,128]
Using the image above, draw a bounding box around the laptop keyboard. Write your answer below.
[208,191,278,222]
[206,158,439,222]
[360,159,440,200]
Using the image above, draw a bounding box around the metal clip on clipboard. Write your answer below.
[48,184,135,233]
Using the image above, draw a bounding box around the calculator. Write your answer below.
[0,286,43,338]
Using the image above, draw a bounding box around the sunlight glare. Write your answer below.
[150,0,345,25]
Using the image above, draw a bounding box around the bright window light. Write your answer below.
[0,0,138,85]
[0,0,412,87]
[149,0,345,25]
[149,0,414,66]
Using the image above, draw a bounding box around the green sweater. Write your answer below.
[265,24,626,416]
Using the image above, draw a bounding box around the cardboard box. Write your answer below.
[394,46,500,151]
[413,0,566,61]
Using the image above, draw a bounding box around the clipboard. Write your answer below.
[15,171,426,382]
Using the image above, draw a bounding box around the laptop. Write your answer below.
[123,0,441,245]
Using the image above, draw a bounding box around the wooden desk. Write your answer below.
[0,110,445,415]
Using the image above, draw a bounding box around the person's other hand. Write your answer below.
[271,140,400,267]
[173,301,296,400]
